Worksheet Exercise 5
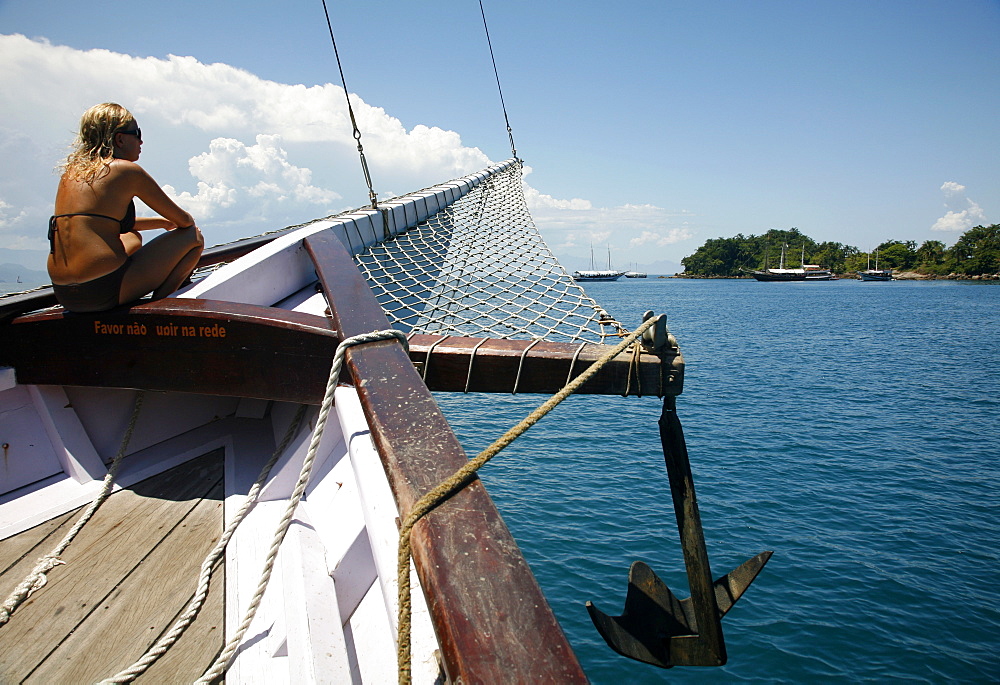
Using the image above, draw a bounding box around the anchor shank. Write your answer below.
[658,395,726,665]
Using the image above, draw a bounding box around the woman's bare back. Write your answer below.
[48,164,135,285]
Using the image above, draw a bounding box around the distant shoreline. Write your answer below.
[668,272,1000,281]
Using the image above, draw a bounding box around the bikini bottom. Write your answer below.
[52,258,132,313]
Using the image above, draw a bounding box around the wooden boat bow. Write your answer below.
[304,228,588,682]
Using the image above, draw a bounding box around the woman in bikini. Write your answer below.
[47,102,204,313]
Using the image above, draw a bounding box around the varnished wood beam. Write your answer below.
[409,333,683,396]
[1,297,680,401]
[0,299,344,404]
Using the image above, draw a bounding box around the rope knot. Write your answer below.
[28,556,66,593]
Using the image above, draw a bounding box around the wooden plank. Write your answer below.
[0,299,344,404]
[305,229,588,684]
[0,451,223,683]
[29,458,225,684]
[409,333,682,396]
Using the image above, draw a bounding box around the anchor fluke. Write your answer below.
[586,561,689,669]
[587,551,771,668]
[713,550,772,618]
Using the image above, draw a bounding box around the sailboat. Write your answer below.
[857,248,893,281]
[573,244,624,281]
[799,245,836,280]
[624,262,647,278]
[752,243,807,281]
[0,8,770,683]
[753,244,834,281]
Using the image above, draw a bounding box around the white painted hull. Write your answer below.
[573,270,623,281]
[858,270,893,281]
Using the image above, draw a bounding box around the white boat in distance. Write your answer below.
[803,265,836,280]
[857,248,893,281]
[753,244,835,281]
[574,269,623,281]
[574,244,625,281]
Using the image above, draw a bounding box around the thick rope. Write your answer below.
[99,404,308,683]
[395,316,658,683]
[193,329,407,684]
[0,391,145,627]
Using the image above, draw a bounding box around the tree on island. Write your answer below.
[681,224,999,277]
[680,228,857,276]
[948,224,1000,275]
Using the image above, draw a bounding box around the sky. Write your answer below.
[1,0,997,274]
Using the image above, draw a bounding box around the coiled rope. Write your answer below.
[395,316,658,683]
[0,391,145,626]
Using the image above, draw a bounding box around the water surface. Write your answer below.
[436,278,999,683]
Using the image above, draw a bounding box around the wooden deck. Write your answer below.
[0,450,225,683]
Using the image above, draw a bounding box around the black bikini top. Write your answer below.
[48,200,136,254]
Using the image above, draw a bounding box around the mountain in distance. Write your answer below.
[0,247,46,270]
[0,248,49,289]
[0,262,48,289]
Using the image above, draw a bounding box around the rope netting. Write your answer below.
[354,162,624,344]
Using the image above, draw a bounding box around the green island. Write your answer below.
[679,224,1000,279]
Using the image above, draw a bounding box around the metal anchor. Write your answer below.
[587,395,772,668]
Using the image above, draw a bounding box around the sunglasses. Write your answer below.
[117,127,142,142]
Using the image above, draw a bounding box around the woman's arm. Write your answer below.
[119,161,196,228]
[133,217,181,231]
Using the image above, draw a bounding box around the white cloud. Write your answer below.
[0,34,495,247]
[529,195,695,268]
[931,181,986,232]
[160,134,340,220]
[629,228,693,247]
[523,185,592,211]
[0,199,28,230]
[0,33,687,266]
[528,198,695,257]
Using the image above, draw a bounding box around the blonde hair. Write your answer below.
[61,103,136,183]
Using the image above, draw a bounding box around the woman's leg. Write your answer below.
[119,226,204,304]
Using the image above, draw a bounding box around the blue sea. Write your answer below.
[435,278,999,683]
